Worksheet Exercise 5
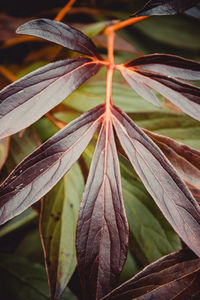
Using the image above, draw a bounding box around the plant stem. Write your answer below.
[105,30,114,121]
[55,0,76,21]
[107,30,114,64]
[104,16,148,34]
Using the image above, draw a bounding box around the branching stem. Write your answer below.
[104,16,148,34]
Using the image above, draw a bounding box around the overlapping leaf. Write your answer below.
[144,130,200,205]
[40,163,84,300]
[16,19,102,59]
[0,57,102,139]
[125,53,200,80]
[120,156,181,264]
[76,120,129,300]
[102,249,200,300]
[0,105,104,225]
[135,0,200,19]
[120,54,200,120]
[112,106,200,258]
[144,129,200,187]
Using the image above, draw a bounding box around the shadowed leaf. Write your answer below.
[135,0,200,19]
[40,163,84,300]
[0,57,102,139]
[0,253,77,300]
[112,106,200,258]
[76,120,129,300]
[102,249,200,300]
[0,105,104,225]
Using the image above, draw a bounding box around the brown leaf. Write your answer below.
[102,249,200,300]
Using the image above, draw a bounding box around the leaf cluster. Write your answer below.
[0,1,200,299]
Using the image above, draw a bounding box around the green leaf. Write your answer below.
[40,162,84,300]
[134,15,200,50]
[0,253,77,300]
[120,156,182,264]
[2,128,41,235]
[64,80,163,112]
[131,111,200,150]
[119,250,139,284]
[33,118,59,142]
[6,128,41,171]
[82,21,108,38]
[0,208,37,238]
[0,137,10,170]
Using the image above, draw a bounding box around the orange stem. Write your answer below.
[104,16,148,34]
[45,113,66,129]
[55,0,76,21]
[107,30,114,64]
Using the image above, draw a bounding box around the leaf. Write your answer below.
[131,111,200,150]
[76,120,129,300]
[0,105,104,225]
[144,129,200,188]
[143,130,200,206]
[40,162,84,300]
[102,249,200,300]
[0,137,10,170]
[186,3,200,19]
[125,53,200,80]
[133,15,200,50]
[82,138,181,265]
[0,208,37,238]
[16,18,102,59]
[0,57,102,139]
[0,253,77,300]
[121,157,181,264]
[112,106,200,258]
[121,68,200,121]
[7,128,41,169]
[135,0,200,17]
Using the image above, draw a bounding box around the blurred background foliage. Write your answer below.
[0,0,199,299]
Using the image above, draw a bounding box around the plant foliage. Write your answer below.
[0,1,200,299]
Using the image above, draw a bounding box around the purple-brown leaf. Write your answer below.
[144,129,200,188]
[112,106,200,258]
[135,0,200,19]
[76,120,129,300]
[0,105,104,225]
[125,53,200,80]
[102,249,200,299]
[121,68,200,121]
[16,18,102,59]
[0,57,102,139]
